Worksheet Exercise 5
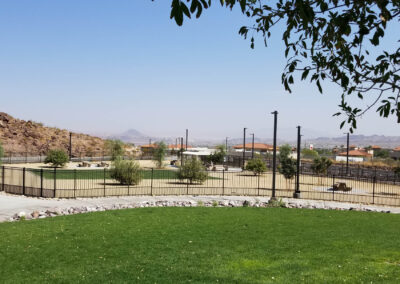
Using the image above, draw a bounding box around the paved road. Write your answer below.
[1,192,400,222]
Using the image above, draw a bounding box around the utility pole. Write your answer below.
[149,138,152,145]
[271,111,278,200]
[242,128,247,169]
[294,126,301,198]
[251,133,255,159]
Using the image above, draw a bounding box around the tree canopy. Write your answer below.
[166,0,400,132]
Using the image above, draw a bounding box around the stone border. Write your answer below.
[9,196,400,222]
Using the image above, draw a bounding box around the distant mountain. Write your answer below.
[304,135,400,148]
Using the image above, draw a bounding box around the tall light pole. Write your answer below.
[180,137,184,166]
[243,128,247,169]
[225,137,228,153]
[294,126,301,198]
[185,129,188,150]
[346,132,350,175]
[251,133,255,159]
[271,111,278,200]
[69,132,72,161]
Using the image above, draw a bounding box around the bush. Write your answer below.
[301,149,319,159]
[311,157,332,175]
[245,158,267,175]
[105,140,125,161]
[279,157,296,180]
[153,141,167,168]
[110,159,142,185]
[177,157,208,184]
[207,145,226,164]
[44,149,69,167]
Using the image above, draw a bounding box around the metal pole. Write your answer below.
[243,128,247,169]
[251,133,255,159]
[294,126,301,198]
[225,137,228,154]
[271,111,278,200]
[69,132,73,161]
[74,169,77,198]
[103,168,106,197]
[54,167,56,198]
[181,137,184,166]
[22,167,26,195]
[346,132,349,175]
[40,168,43,197]
[372,176,376,204]
[186,129,188,150]
[151,168,154,195]
[1,166,4,192]
[222,169,225,195]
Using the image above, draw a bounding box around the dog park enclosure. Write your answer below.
[1,165,400,207]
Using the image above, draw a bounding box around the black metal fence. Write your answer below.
[1,166,399,207]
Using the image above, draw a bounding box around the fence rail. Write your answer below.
[1,166,399,207]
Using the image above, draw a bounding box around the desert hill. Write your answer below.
[0,112,105,156]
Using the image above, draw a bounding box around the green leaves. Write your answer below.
[166,0,400,131]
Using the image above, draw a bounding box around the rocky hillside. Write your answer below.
[0,112,105,156]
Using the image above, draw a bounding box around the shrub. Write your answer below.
[153,141,167,168]
[105,139,125,161]
[394,166,400,177]
[245,158,267,175]
[44,149,69,167]
[212,200,218,207]
[279,144,292,160]
[311,157,332,175]
[278,157,297,189]
[110,159,142,185]
[207,145,226,164]
[301,149,319,159]
[177,157,208,184]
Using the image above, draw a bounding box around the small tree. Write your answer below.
[301,149,319,160]
[278,157,296,189]
[311,157,332,184]
[44,149,69,167]
[245,158,267,176]
[394,166,400,178]
[153,141,167,168]
[279,144,292,160]
[110,158,142,185]
[177,157,208,184]
[105,139,125,161]
[207,144,226,164]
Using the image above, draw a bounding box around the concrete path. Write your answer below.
[1,192,400,222]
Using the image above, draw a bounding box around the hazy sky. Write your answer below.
[1,1,399,140]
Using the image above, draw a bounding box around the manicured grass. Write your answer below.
[30,169,220,180]
[1,208,400,283]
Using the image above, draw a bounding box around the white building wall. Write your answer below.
[335,156,364,162]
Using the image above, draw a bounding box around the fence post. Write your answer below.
[222,169,225,195]
[103,168,106,197]
[40,169,43,197]
[332,175,335,201]
[53,167,56,198]
[22,167,26,195]
[1,166,4,192]
[372,176,376,204]
[73,169,77,198]
[150,168,154,196]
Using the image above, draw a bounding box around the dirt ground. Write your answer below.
[2,165,400,207]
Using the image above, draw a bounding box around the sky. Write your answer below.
[0,0,399,140]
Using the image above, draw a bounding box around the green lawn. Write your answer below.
[1,208,400,283]
[29,169,219,180]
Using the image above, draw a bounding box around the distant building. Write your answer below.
[335,150,372,162]
[233,143,278,154]
[391,146,400,160]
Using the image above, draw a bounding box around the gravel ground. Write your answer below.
[1,191,400,223]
